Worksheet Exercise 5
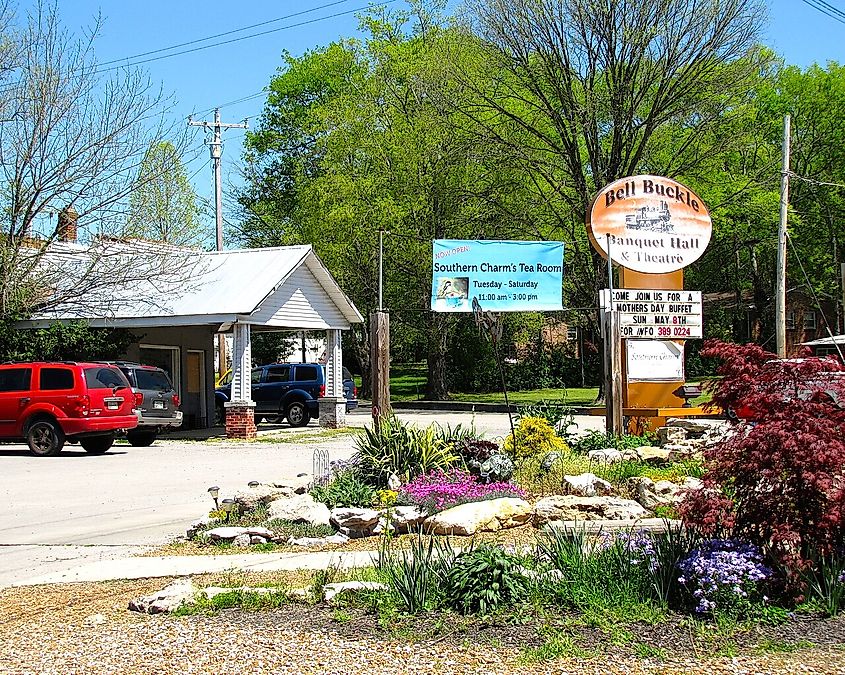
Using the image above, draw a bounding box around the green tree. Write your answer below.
[126,141,204,246]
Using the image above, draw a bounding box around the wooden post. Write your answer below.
[370,310,391,421]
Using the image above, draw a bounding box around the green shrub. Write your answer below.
[801,552,845,617]
[377,531,455,613]
[353,415,458,486]
[310,470,375,508]
[445,544,528,615]
[516,398,575,436]
[503,416,569,461]
[570,429,657,455]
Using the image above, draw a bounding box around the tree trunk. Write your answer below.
[425,312,449,400]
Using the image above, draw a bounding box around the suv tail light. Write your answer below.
[133,392,144,407]
[319,384,325,398]
[353,385,357,397]
[74,395,90,416]
[172,394,180,408]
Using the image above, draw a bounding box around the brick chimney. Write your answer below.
[57,205,78,242]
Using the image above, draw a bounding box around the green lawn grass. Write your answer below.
[354,362,712,408]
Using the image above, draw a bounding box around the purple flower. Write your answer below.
[678,539,770,614]
[398,468,526,514]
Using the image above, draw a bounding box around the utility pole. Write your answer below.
[188,109,248,379]
[776,114,791,358]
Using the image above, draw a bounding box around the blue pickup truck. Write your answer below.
[215,363,358,427]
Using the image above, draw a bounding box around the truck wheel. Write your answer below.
[126,430,157,447]
[27,418,65,457]
[80,434,115,454]
[286,401,310,427]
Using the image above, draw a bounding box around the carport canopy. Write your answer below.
[20,242,363,433]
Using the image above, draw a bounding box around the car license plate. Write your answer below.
[154,400,165,409]
[105,397,121,410]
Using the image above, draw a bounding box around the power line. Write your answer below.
[93,2,397,75]
[801,0,845,24]
[97,0,356,68]
[195,91,267,120]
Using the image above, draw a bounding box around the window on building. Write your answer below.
[786,311,796,329]
[803,311,817,330]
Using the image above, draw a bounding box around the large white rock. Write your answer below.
[657,426,687,446]
[634,446,672,465]
[563,473,614,497]
[204,526,248,541]
[424,498,532,536]
[587,448,624,464]
[234,485,295,512]
[330,508,380,532]
[375,506,428,534]
[129,579,197,614]
[628,477,672,510]
[267,494,331,527]
[666,418,713,436]
[533,495,649,525]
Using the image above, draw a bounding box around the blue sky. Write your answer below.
[45,0,845,237]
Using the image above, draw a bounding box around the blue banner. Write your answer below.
[431,240,564,312]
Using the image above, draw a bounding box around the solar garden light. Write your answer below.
[207,486,220,511]
[247,480,259,488]
[673,384,703,408]
[221,498,236,522]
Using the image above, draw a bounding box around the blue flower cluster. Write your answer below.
[616,530,658,572]
[678,539,771,614]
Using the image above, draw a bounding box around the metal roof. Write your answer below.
[802,335,845,346]
[22,241,363,330]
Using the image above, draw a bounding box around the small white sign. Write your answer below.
[626,340,685,382]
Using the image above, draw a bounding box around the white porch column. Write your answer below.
[319,328,346,427]
[225,322,256,439]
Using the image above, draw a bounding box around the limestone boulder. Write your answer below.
[376,506,427,534]
[480,454,515,482]
[533,495,649,525]
[129,579,197,614]
[331,507,380,538]
[234,484,295,512]
[204,526,248,541]
[587,448,624,464]
[628,477,672,510]
[267,494,331,527]
[683,476,704,491]
[563,473,614,497]
[657,426,687,446]
[269,473,312,495]
[425,498,532,536]
[635,446,672,465]
[666,418,713,437]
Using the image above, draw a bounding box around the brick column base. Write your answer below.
[224,401,257,440]
[318,397,347,428]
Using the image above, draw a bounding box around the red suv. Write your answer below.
[0,362,139,456]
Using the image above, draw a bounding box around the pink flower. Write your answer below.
[398,468,525,513]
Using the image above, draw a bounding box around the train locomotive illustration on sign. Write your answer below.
[588,176,711,274]
[625,200,673,233]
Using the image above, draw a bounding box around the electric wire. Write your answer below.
[785,230,845,361]
[96,0,356,68]
[789,171,845,190]
[801,0,845,24]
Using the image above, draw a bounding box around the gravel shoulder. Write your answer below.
[2,578,843,675]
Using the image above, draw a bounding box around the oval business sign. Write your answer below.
[588,175,712,274]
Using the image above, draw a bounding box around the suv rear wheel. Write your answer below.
[286,401,310,427]
[27,418,65,457]
[80,434,115,454]
[126,430,157,447]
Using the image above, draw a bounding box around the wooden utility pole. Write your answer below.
[776,114,791,358]
[370,229,391,421]
[188,109,248,377]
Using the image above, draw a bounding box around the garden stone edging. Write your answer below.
[424,497,533,536]
[128,578,198,614]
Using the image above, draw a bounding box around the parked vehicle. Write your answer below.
[107,362,183,446]
[0,362,138,456]
[215,363,358,427]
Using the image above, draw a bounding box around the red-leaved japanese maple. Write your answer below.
[679,340,845,585]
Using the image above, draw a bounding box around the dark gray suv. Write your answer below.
[111,362,183,446]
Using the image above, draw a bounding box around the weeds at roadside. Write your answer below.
[633,643,667,659]
[173,589,290,616]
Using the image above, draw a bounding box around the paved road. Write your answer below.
[0,409,604,586]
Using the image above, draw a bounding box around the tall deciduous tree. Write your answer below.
[0,2,188,325]
[126,141,203,246]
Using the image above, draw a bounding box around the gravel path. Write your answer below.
[1,580,844,675]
